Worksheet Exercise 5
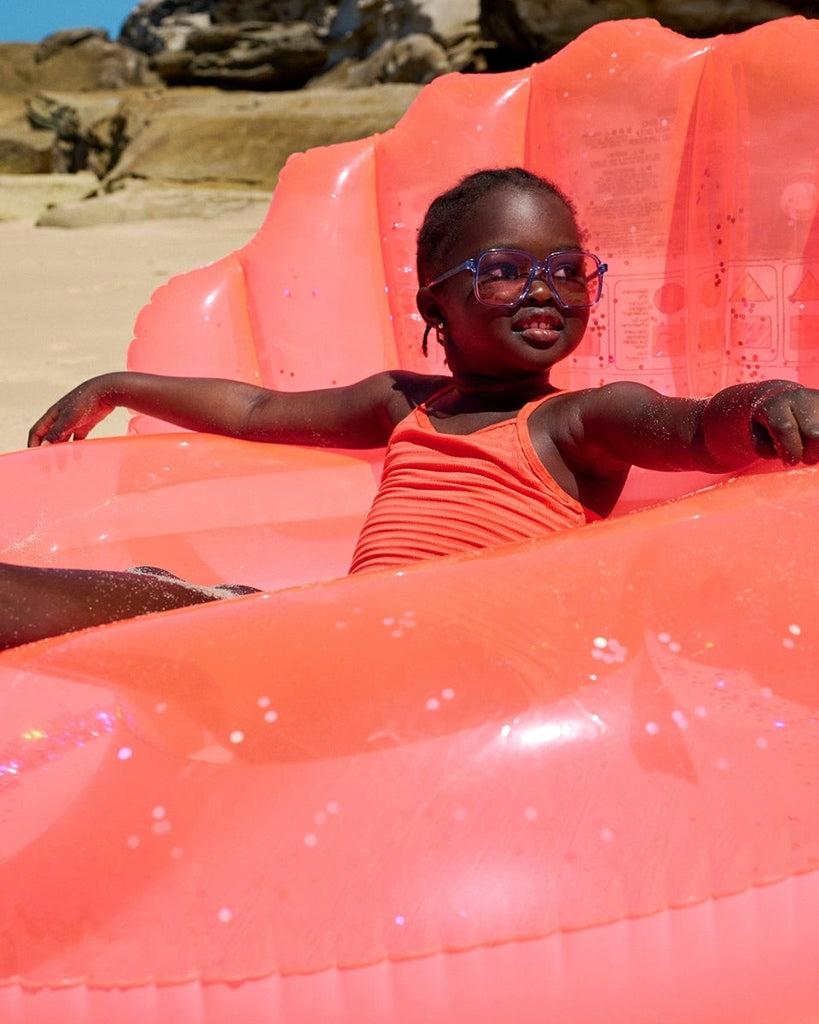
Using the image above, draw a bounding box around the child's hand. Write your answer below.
[751,386,819,465]
[28,376,117,447]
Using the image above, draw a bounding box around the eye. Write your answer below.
[550,257,585,282]
[489,262,521,281]
[479,252,531,281]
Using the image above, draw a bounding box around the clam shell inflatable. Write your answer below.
[1,17,818,1024]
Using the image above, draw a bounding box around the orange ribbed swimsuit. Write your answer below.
[349,390,597,574]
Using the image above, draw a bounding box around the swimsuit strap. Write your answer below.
[417,382,457,412]
[518,388,564,422]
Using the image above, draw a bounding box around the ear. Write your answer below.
[416,286,443,327]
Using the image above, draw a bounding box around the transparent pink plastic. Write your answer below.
[1,17,818,1024]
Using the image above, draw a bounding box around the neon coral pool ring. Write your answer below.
[1,17,818,1024]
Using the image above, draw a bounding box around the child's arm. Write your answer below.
[28,370,433,450]
[564,379,819,475]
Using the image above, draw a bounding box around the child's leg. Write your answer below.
[0,562,226,650]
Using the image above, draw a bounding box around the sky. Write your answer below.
[1,2,133,43]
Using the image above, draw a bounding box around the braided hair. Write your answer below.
[417,168,577,355]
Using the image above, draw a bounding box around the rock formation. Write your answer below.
[116,0,811,86]
[479,0,808,70]
[6,0,813,95]
[119,0,483,88]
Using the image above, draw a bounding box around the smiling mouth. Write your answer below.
[514,313,563,334]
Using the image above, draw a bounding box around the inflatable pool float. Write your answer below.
[1,16,818,1023]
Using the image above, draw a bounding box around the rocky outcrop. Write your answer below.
[0,95,53,172]
[117,0,813,86]
[25,92,129,175]
[120,0,484,88]
[0,15,423,190]
[119,1,212,55]
[480,0,810,69]
[0,31,159,94]
[0,82,422,223]
[100,82,421,190]
[4,1,813,96]
[148,21,329,88]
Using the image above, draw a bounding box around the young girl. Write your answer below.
[5,167,819,649]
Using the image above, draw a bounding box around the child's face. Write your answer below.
[420,187,591,384]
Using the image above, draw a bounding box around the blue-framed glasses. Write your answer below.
[428,249,607,309]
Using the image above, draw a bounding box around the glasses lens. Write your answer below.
[474,250,602,307]
[547,253,602,307]
[475,251,535,305]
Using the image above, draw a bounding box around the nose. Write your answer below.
[526,267,560,304]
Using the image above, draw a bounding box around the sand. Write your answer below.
[0,195,271,454]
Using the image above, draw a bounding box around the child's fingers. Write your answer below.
[754,392,819,465]
[28,401,88,447]
[27,408,59,447]
[794,397,819,464]
[768,413,803,464]
[783,393,819,464]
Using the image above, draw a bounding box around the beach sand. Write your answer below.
[0,197,271,454]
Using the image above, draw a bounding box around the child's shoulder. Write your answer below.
[530,379,672,466]
[542,380,668,421]
[359,370,452,429]
[378,369,452,406]
[552,380,661,405]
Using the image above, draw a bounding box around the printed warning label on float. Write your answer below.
[784,263,819,363]
[582,117,677,255]
[726,265,778,366]
[587,260,819,384]
[610,275,686,372]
